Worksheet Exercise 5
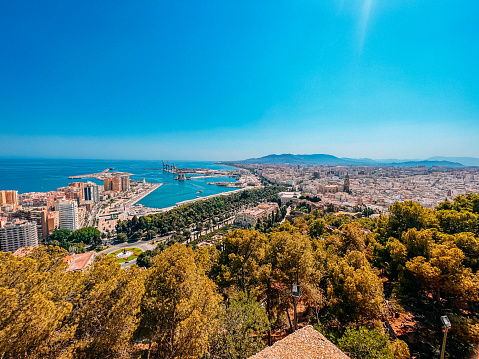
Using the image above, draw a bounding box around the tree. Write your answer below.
[401,228,435,259]
[386,201,437,239]
[266,230,324,332]
[214,229,268,292]
[63,256,145,358]
[147,230,156,240]
[70,227,101,245]
[385,238,407,276]
[209,292,269,359]
[117,232,128,243]
[139,244,221,359]
[48,229,72,242]
[328,251,384,324]
[338,326,394,359]
[337,222,367,254]
[436,209,478,235]
[0,246,78,358]
[309,218,326,239]
[389,339,410,359]
[404,241,478,305]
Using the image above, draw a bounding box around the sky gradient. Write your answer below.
[1,0,478,160]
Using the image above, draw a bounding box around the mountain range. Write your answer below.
[225,154,477,167]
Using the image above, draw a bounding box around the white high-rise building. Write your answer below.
[0,220,38,253]
[56,200,79,231]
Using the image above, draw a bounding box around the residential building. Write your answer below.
[104,178,112,192]
[1,190,18,207]
[121,175,130,192]
[56,200,79,231]
[0,220,39,253]
[47,211,59,235]
[112,177,121,192]
[278,192,301,206]
[10,208,48,240]
[84,182,99,203]
[234,202,279,227]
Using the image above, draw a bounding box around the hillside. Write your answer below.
[229,154,464,167]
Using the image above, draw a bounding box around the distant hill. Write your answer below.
[428,156,479,167]
[386,160,464,167]
[235,154,375,166]
[227,154,464,167]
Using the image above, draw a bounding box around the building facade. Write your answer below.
[0,220,38,253]
[121,176,130,192]
[56,200,79,231]
[234,202,279,228]
[84,183,100,203]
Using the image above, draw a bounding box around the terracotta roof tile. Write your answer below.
[249,326,350,359]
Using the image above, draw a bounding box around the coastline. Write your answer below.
[138,186,263,216]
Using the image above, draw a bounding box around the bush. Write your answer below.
[338,326,394,359]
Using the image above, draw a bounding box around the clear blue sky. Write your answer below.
[1,0,478,160]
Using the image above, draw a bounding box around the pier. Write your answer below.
[69,168,133,180]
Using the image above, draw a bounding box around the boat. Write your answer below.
[199,190,203,193]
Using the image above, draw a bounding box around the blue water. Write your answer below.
[0,158,238,209]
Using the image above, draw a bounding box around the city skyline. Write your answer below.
[1,1,478,160]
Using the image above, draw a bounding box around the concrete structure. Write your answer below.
[47,211,59,235]
[112,177,121,192]
[10,209,48,240]
[121,175,130,192]
[0,220,38,253]
[234,202,279,227]
[278,192,301,206]
[1,190,18,207]
[104,178,112,192]
[56,200,79,231]
[84,182,100,203]
[104,177,123,192]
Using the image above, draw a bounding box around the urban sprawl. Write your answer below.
[1,163,479,259]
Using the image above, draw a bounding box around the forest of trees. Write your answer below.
[1,194,479,358]
[47,226,102,253]
[115,185,287,240]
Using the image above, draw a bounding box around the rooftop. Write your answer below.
[249,326,350,359]
[64,251,95,272]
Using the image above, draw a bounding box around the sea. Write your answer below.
[0,158,238,209]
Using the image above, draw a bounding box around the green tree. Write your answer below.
[48,229,72,242]
[328,251,384,324]
[70,227,101,245]
[139,244,221,359]
[209,292,269,359]
[117,232,128,243]
[0,246,78,358]
[309,218,326,239]
[338,326,394,359]
[214,229,268,292]
[64,256,145,358]
[386,201,437,239]
[436,209,478,235]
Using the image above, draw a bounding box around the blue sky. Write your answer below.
[1,0,478,160]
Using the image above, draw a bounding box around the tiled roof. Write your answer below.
[64,251,95,271]
[249,326,350,359]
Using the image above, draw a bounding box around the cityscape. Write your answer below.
[1,0,479,359]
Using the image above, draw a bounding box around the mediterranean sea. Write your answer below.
[0,158,238,209]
